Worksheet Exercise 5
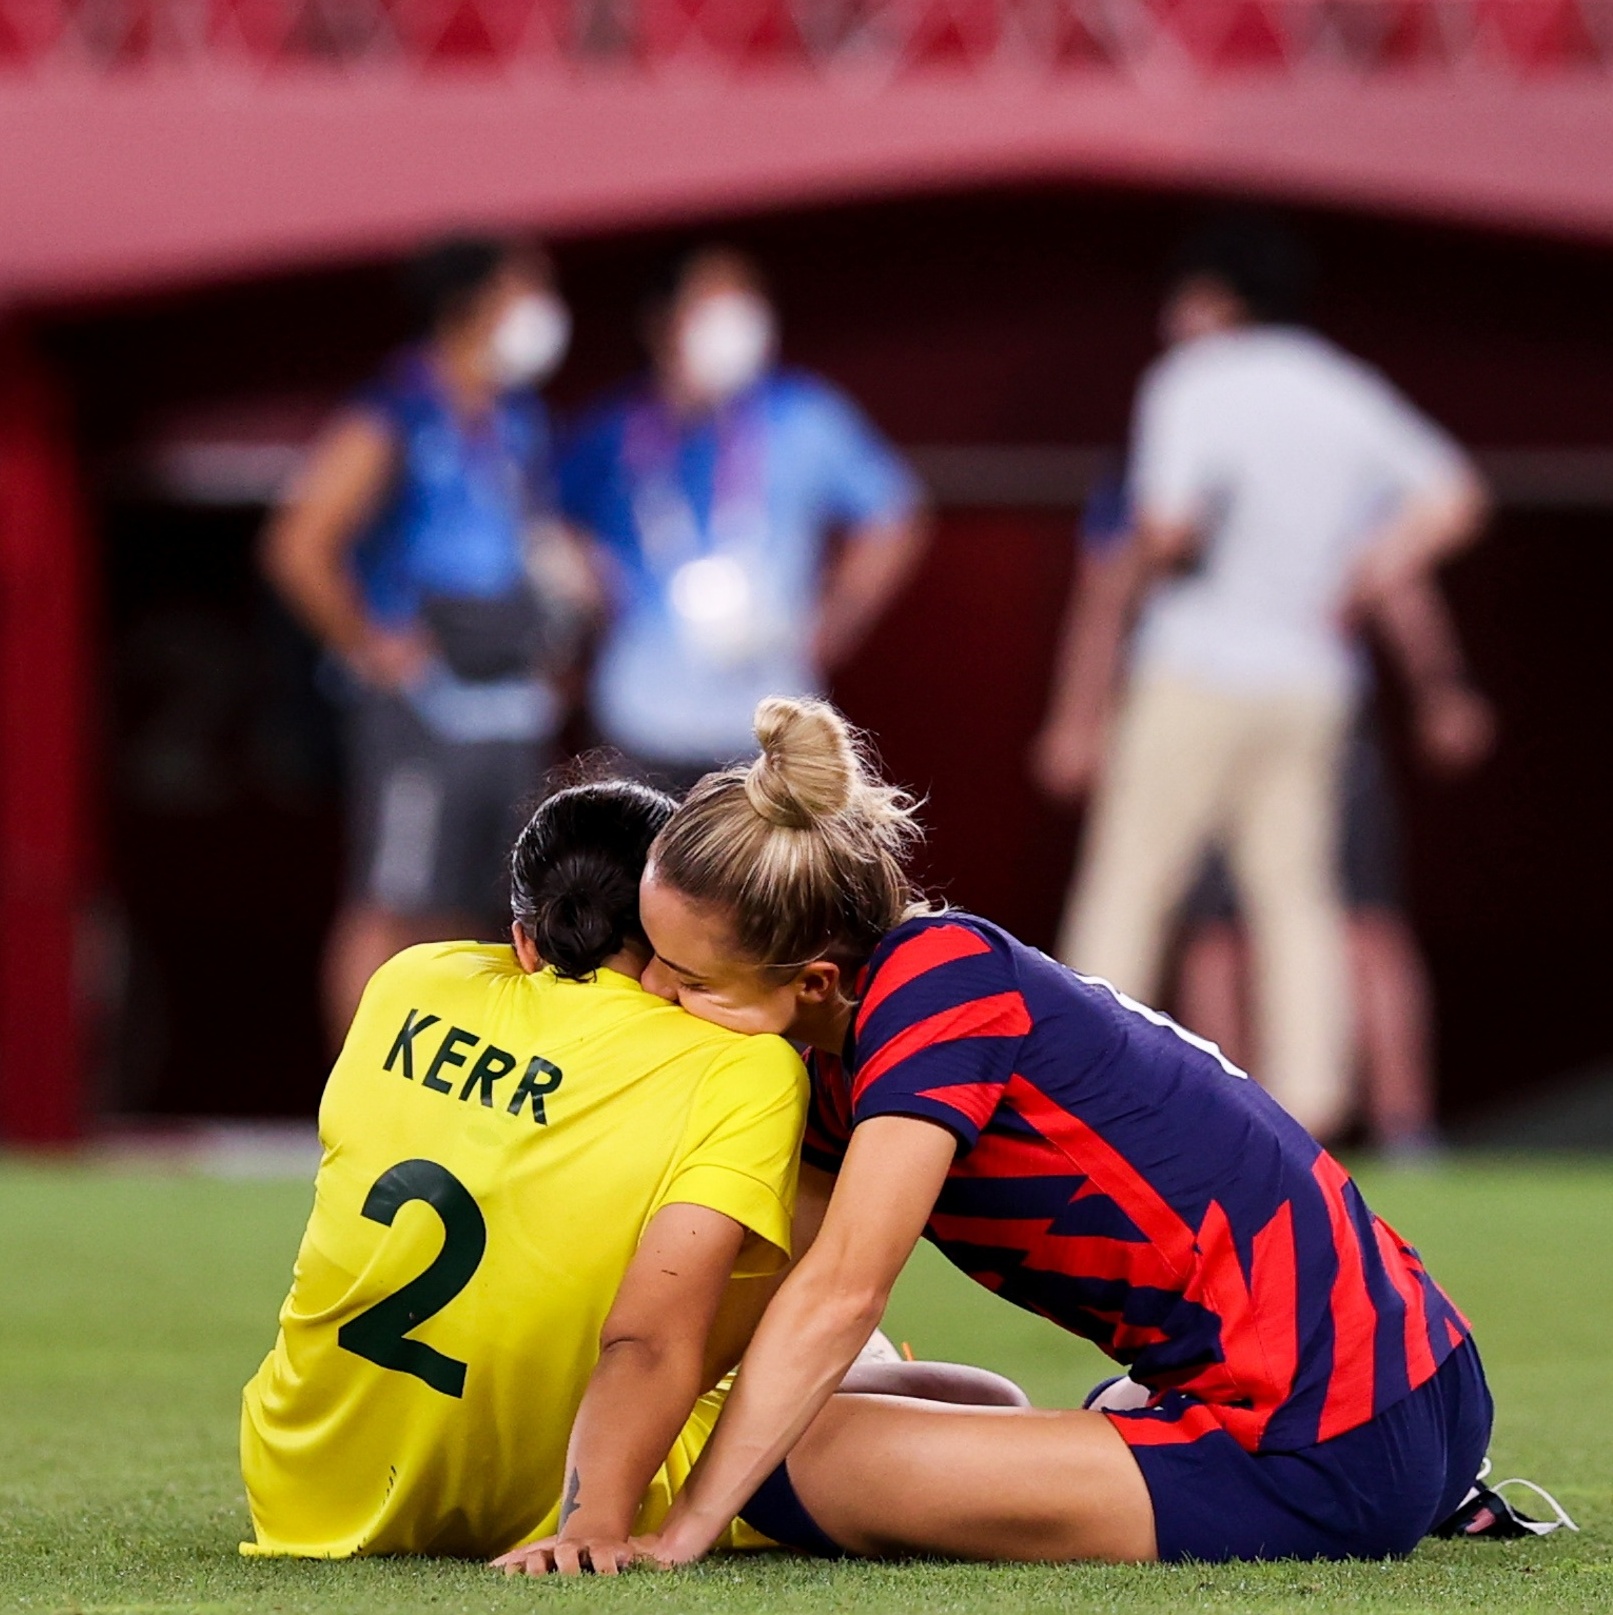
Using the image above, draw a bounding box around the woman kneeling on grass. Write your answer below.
[242,776,1019,1564]
[588,697,1492,1568]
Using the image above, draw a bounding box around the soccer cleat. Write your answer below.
[1433,1465,1579,1539]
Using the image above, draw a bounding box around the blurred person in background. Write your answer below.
[1169,578,1494,1156]
[1031,216,1488,1142]
[558,247,926,790]
[1039,476,1495,1151]
[264,235,590,1044]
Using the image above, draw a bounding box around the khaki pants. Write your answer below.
[1061,673,1351,1138]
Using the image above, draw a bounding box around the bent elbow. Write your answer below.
[818,1280,888,1348]
[593,1332,682,1391]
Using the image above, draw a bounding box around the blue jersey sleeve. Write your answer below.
[793,378,921,532]
[848,919,1030,1151]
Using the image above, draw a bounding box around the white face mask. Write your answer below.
[677,292,776,403]
[489,292,571,388]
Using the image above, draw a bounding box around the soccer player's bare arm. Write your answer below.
[648,1117,956,1565]
[495,1201,746,1577]
[700,1163,836,1387]
[260,411,429,689]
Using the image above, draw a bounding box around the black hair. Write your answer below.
[509,779,677,981]
[638,243,767,327]
[401,235,516,336]
[1172,211,1315,324]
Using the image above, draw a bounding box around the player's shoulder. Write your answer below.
[870,907,1017,965]
[688,1022,808,1100]
[604,985,803,1085]
[361,941,521,1006]
[859,910,1021,1021]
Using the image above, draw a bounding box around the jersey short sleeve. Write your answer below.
[848,919,1031,1153]
[658,1034,808,1276]
[793,377,921,531]
[1350,368,1472,501]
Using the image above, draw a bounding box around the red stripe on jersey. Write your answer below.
[1005,1075,1196,1273]
[852,992,1032,1104]
[1030,1234,1180,1289]
[1109,1402,1223,1446]
[1394,1238,1464,1336]
[926,1211,1180,1287]
[969,1124,1071,1180]
[856,924,994,1029]
[913,1080,1002,1131]
[1373,1216,1436,1389]
[1314,1154,1379,1442]
[1179,1198,1299,1449]
[1109,1321,1173,1355]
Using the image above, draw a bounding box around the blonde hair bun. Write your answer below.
[744,697,858,828]
[650,695,926,970]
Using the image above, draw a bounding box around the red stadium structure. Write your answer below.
[9,0,1613,303]
[5,0,1613,1140]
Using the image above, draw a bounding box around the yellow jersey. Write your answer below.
[240,942,806,1558]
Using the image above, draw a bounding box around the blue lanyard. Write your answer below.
[620,388,769,579]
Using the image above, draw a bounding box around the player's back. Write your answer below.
[242,941,805,1557]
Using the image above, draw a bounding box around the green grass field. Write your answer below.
[2,1156,1609,1615]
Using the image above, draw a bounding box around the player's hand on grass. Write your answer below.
[492,1534,635,1576]
[628,1526,702,1569]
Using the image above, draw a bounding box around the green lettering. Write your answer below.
[459,1044,517,1107]
[383,1009,441,1081]
[422,1026,478,1095]
[507,1054,563,1125]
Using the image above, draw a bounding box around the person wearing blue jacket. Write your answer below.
[560,248,927,789]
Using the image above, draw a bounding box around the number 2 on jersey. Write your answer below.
[337,1160,487,1398]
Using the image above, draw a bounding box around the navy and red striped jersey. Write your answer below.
[804,913,1470,1454]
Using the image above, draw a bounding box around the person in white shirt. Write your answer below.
[1033,217,1487,1140]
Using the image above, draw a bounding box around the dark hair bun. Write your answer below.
[509,780,676,981]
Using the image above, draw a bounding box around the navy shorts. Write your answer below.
[739,1459,846,1558]
[739,1338,1491,1564]
[1118,1338,1493,1562]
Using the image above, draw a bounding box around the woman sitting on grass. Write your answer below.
[240,777,812,1560]
[529,697,1493,1570]
[242,775,1021,1566]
